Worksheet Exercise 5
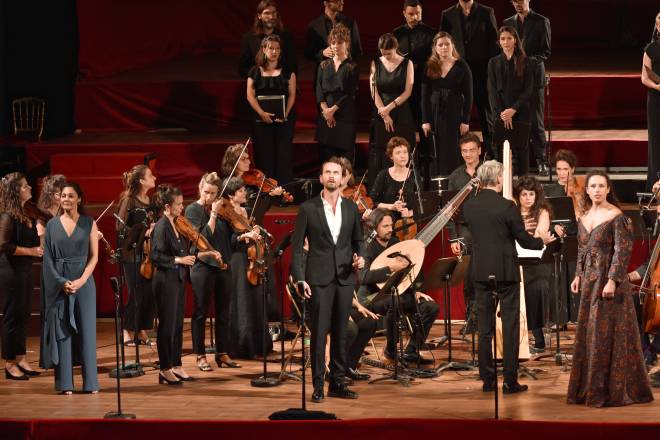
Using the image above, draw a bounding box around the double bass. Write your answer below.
[640,210,660,333]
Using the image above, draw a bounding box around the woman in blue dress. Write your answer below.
[41,182,99,394]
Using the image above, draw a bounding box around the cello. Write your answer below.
[640,209,660,333]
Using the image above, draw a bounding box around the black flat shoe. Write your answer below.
[346,368,370,381]
[173,372,194,381]
[158,372,182,385]
[503,382,528,394]
[5,369,28,381]
[482,380,497,392]
[325,375,353,386]
[311,387,324,403]
[327,383,359,399]
[17,365,41,377]
[215,355,241,368]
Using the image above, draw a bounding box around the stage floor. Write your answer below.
[1,321,658,422]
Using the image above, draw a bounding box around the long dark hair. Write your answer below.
[61,181,87,216]
[498,26,527,78]
[653,12,660,42]
[0,172,31,226]
[582,169,620,210]
[154,184,182,211]
[513,176,552,224]
[252,0,283,35]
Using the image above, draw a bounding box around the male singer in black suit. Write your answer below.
[291,157,365,403]
[463,160,553,394]
[504,0,551,176]
[440,1,499,159]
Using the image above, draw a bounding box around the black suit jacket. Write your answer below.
[291,195,364,286]
[440,2,498,63]
[304,13,362,64]
[503,10,551,88]
[487,53,534,120]
[463,189,543,283]
[151,216,188,281]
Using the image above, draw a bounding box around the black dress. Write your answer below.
[0,214,39,361]
[646,40,660,190]
[369,168,417,222]
[248,66,295,185]
[315,58,359,161]
[421,59,473,176]
[370,58,417,181]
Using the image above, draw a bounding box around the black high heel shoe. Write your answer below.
[17,365,41,377]
[215,354,241,368]
[173,371,194,381]
[158,372,182,385]
[5,369,28,381]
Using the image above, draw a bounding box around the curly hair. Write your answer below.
[37,174,66,213]
[220,144,248,179]
[120,165,150,201]
[426,32,460,79]
[513,175,552,224]
[552,149,578,169]
[328,23,351,47]
[0,172,31,226]
[582,169,620,210]
[154,184,182,210]
[386,136,411,158]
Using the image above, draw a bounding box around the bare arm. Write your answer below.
[534,209,551,238]
[641,53,660,91]
[285,73,296,118]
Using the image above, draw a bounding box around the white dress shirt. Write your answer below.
[321,191,342,244]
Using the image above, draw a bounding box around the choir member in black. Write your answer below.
[643,13,660,191]
[315,24,359,161]
[291,158,365,403]
[513,176,552,353]
[462,161,553,394]
[185,172,237,371]
[238,0,297,79]
[41,182,99,394]
[504,0,551,176]
[421,32,473,176]
[369,33,416,182]
[360,208,439,364]
[393,0,436,126]
[0,173,43,380]
[488,26,534,176]
[440,0,498,159]
[116,165,157,347]
[447,133,482,329]
[150,184,196,385]
[369,137,416,223]
[246,34,296,185]
[304,0,362,94]
[222,177,272,360]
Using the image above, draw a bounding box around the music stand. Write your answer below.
[535,196,577,366]
[369,264,417,387]
[423,257,476,372]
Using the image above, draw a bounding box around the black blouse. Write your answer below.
[248,66,293,97]
[315,58,359,109]
[369,168,417,219]
[150,216,188,280]
[0,213,39,267]
[487,53,534,120]
[116,196,153,263]
[184,202,233,268]
[646,41,660,86]
[421,59,474,124]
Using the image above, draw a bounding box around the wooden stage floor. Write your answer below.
[2,321,659,422]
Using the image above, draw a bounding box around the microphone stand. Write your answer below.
[409,150,424,216]
[489,275,499,421]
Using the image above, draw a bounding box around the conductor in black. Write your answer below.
[291,157,365,403]
[462,160,553,394]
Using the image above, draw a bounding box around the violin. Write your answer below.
[173,215,227,269]
[216,197,268,286]
[566,174,586,219]
[241,168,293,203]
[343,184,373,214]
[140,237,154,278]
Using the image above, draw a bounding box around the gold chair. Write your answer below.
[12,97,45,141]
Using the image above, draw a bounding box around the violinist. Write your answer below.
[151,184,198,385]
[0,173,44,380]
[338,157,373,220]
[184,172,238,371]
[369,136,416,225]
[220,143,287,225]
[116,165,157,347]
[36,174,66,228]
[222,177,273,360]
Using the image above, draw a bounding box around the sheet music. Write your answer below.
[516,241,545,259]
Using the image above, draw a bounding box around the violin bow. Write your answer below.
[248,174,267,224]
[95,200,114,222]
[396,144,418,202]
[218,137,251,200]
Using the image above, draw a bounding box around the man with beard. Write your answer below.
[440,0,498,160]
[238,0,297,78]
[291,157,365,403]
[504,0,551,176]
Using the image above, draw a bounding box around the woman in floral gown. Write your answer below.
[567,170,653,407]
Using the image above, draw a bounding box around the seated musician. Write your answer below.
[338,157,373,221]
[359,208,438,366]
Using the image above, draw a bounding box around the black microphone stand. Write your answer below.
[489,275,499,421]
[105,277,136,419]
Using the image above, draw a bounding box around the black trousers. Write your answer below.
[309,281,354,389]
[493,119,532,176]
[122,262,155,332]
[528,88,547,165]
[475,281,520,385]
[1,259,32,360]
[190,264,232,355]
[154,268,184,370]
[468,60,494,159]
[253,118,294,185]
[371,292,439,356]
[346,310,377,370]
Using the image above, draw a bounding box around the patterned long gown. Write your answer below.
[567,214,653,407]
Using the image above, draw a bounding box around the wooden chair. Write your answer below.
[12,97,45,141]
